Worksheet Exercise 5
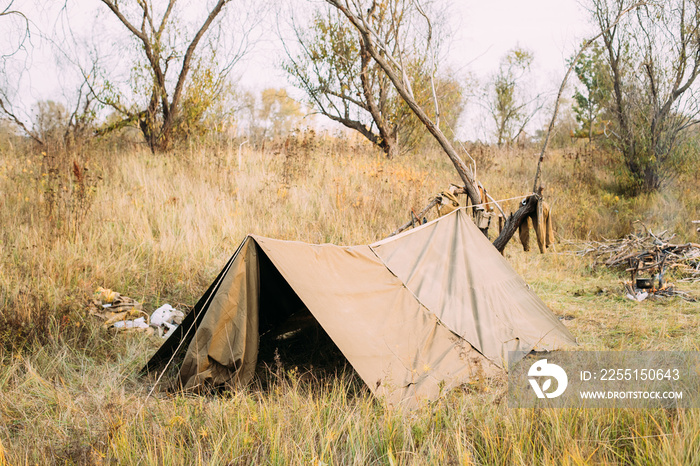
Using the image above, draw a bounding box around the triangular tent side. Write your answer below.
[370,208,577,367]
[178,238,261,389]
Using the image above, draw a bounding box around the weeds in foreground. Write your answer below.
[1,136,699,463]
[2,328,700,464]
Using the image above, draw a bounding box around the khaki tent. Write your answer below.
[144,208,576,407]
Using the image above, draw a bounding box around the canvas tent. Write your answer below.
[144,208,576,407]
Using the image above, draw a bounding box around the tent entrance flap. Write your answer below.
[256,247,349,377]
[150,238,352,390]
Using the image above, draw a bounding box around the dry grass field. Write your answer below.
[1,132,699,464]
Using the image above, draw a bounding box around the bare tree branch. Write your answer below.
[95,0,245,151]
[0,97,43,145]
[533,0,648,193]
[325,0,481,205]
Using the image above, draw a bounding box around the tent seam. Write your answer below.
[366,243,496,367]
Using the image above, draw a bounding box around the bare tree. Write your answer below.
[324,0,543,251]
[0,2,29,60]
[0,3,116,148]
[283,2,459,158]
[2,54,101,149]
[0,1,40,143]
[95,0,255,152]
[588,0,700,192]
[283,6,398,157]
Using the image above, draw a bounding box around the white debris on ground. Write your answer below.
[150,304,184,338]
[89,287,185,337]
[625,290,649,302]
[113,317,149,330]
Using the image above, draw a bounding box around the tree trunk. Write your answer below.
[379,133,399,159]
[643,167,660,192]
[360,42,398,159]
[492,195,539,253]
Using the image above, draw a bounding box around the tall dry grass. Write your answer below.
[1,132,699,464]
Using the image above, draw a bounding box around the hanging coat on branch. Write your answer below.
[519,199,554,253]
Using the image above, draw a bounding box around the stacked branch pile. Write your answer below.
[570,224,699,304]
[576,227,700,282]
[574,227,699,302]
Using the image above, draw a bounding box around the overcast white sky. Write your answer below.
[458,0,590,74]
[234,0,592,91]
[3,0,594,138]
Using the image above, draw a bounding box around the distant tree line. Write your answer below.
[1,0,699,196]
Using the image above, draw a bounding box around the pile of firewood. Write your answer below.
[576,225,700,281]
[573,224,700,302]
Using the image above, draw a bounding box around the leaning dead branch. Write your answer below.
[391,197,440,236]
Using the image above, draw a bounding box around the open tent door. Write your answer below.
[146,238,351,391]
[255,246,350,382]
